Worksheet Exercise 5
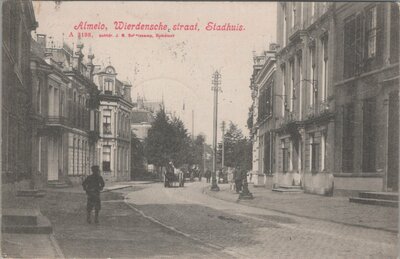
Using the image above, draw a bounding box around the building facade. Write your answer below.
[2,0,37,188]
[275,2,336,195]
[93,65,133,182]
[249,44,277,187]
[30,34,101,186]
[333,2,399,192]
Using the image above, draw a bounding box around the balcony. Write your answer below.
[46,116,71,127]
[305,100,334,122]
[276,111,302,138]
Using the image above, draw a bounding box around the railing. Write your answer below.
[278,111,299,128]
[46,116,70,126]
[306,100,331,119]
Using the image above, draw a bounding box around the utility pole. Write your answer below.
[192,109,195,141]
[211,70,221,191]
[221,121,226,170]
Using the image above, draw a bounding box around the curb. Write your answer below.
[203,187,398,234]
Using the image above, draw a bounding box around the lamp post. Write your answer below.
[211,71,221,191]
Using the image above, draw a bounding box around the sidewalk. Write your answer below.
[204,183,398,233]
[1,180,153,258]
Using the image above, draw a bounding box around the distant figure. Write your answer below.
[82,165,105,224]
[233,166,243,193]
[198,169,202,182]
[205,169,211,183]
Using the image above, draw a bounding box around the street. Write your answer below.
[124,182,397,258]
[14,181,394,259]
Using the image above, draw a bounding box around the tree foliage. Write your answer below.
[218,121,252,171]
[144,108,198,169]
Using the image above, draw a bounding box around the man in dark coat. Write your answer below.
[82,165,105,224]
[233,166,243,193]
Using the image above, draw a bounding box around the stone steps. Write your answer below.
[2,209,53,234]
[272,185,303,193]
[359,192,398,201]
[349,197,398,208]
[47,180,71,188]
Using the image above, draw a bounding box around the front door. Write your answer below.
[387,91,399,192]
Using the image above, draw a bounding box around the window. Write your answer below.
[283,4,287,47]
[343,4,384,78]
[77,140,80,175]
[309,46,317,107]
[281,65,286,116]
[291,3,296,28]
[104,79,113,94]
[390,3,399,64]
[290,60,295,112]
[281,140,289,172]
[311,2,315,17]
[258,85,273,122]
[103,109,112,134]
[362,98,376,172]
[72,138,75,175]
[37,79,42,113]
[298,54,303,119]
[321,36,329,101]
[366,6,377,58]
[310,134,320,171]
[102,145,111,171]
[342,104,354,172]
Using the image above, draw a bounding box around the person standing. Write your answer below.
[82,165,105,224]
[233,166,243,193]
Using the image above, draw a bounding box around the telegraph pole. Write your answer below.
[192,109,195,141]
[211,71,221,191]
[221,121,226,170]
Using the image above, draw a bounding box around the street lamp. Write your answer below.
[210,71,221,191]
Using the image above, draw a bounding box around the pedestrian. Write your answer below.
[198,169,202,182]
[82,165,105,224]
[233,166,243,193]
[206,169,211,183]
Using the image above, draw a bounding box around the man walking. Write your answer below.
[82,165,105,224]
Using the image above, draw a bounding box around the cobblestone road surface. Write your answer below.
[125,182,398,259]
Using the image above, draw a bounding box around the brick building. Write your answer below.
[2,0,37,187]
[333,2,399,193]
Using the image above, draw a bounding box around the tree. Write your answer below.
[145,108,175,168]
[218,121,252,171]
[131,132,145,180]
[144,109,194,171]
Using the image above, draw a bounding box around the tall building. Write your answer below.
[93,65,134,182]
[333,2,399,192]
[275,2,336,194]
[249,44,277,187]
[30,35,101,185]
[2,0,37,188]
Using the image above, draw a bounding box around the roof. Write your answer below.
[131,109,155,124]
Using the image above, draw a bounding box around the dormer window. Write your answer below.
[104,79,113,95]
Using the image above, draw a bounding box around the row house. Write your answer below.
[30,34,100,186]
[93,65,134,182]
[274,2,336,195]
[2,0,37,191]
[249,44,277,187]
[333,2,399,192]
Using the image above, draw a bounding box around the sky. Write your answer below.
[33,1,277,144]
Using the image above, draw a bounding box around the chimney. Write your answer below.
[37,34,47,48]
